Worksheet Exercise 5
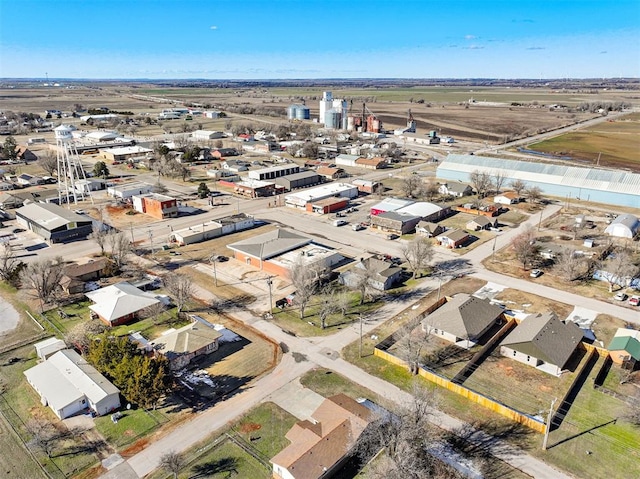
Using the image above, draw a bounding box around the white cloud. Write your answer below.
[464,34,476,40]
[210,25,218,30]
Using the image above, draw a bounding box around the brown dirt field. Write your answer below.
[494,288,573,319]
[238,422,262,433]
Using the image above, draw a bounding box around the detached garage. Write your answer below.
[605,214,639,239]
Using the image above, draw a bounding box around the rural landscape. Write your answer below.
[0,75,638,479]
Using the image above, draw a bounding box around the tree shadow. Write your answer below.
[190,457,239,478]
[444,418,534,458]
[434,257,474,272]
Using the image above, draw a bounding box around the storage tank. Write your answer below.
[296,106,310,120]
[324,109,341,129]
[287,104,299,120]
[367,115,381,133]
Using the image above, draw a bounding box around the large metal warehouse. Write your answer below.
[437,154,640,208]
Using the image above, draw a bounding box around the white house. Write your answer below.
[86,282,161,326]
[438,182,473,198]
[24,349,121,419]
[604,214,639,239]
[192,130,225,140]
[334,154,362,168]
[493,191,521,205]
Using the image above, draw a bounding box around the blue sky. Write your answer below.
[1,0,638,79]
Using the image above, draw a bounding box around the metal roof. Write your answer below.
[16,203,88,230]
[439,154,640,196]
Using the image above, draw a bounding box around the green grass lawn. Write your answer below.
[146,402,296,479]
[43,300,92,334]
[94,407,168,449]
[269,291,383,337]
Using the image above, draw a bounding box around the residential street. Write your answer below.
[113,202,593,479]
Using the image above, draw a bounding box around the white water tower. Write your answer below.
[54,125,93,205]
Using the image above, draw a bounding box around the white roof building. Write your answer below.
[85,131,119,142]
[604,214,639,239]
[24,349,120,419]
[284,183,358,208]
[86,282,160,326]
[395,202,443,218]
[107,182,153,199]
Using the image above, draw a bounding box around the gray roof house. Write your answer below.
[438,182,473,197]
[422,293,505,349]
[339,257,402,291]
[151,323,223,370]
[500,312,582,376]
[24,349,121,419]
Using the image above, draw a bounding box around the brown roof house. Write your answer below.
[416,221,444,238]
[466,215,498,231]
[316,166,345,180]
[61,258,111,294]
[271,394,374,479]
[436,229,470,248]
[422,293,505,349]
[500,312,582,376]
[151,322,222,370]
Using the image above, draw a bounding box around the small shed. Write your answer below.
[34,337,66,361]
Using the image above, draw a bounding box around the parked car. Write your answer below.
[628,296,640,306]
[12,228,25,234]
[530,269,543,278]
[333,219,347,227]
[352,223,364,231]
[614,292,628,301]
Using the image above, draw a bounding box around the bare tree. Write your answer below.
[107,231,132,269]
[422,179,439,201]
[143,301,167,325]
[336,291,351,317]
[510,179,527,197]
[352,260,379,306]
[394,323,430,374]
[159,450,185,479]
[402,237,434,280]
[37,151,58,176]
[493,171,507,194]
[19,257,64,310]
[65,319,107,353]
[27,419,61,459]
[525,186,543,203]
[152,181,168,194]
[600,248,639,292]
[164,273,194,314]
[0,243,20,283]
[511,225,539,270]
[358,384,445,479]
[401,175,422,199]
[469,170,492,199]
[553,248,590,281]
[89,224,109,256]
[317,291,338,329]
[288,256,320,319]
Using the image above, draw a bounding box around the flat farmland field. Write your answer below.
[526,112,640,170]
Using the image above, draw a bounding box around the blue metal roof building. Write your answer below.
[436,154,640,208]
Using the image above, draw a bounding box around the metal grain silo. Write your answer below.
[287,104,299,120]
[324,109,341,129]
[296,106,310,120]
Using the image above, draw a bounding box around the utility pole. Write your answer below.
[538,208,543,231]
[130,223,135,243]
[212,256,218,287]
[266,277,273,313]
[491,235,498,262]
[436,272,443,301]
[359,314,364,358]
[147,229,153,256]
[542,397,557,450]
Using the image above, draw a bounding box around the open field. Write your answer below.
[526,112,640,170]
[3,83,632,146]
